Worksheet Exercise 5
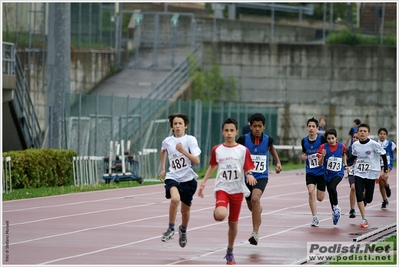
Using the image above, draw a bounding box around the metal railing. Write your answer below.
[131,44,201,125]
[2,42,43,149]
[2,42,15,75]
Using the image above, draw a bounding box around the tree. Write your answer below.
[188,50,241,103]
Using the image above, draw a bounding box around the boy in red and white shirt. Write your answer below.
[199,117,256,265]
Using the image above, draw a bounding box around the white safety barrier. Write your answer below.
[274,145,302,150]
[2,157,12,194]
[72,156,103,186]
[138,148,158,181]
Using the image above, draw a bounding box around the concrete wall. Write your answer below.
[18,50,115,131]
[12,16,397,146]
[135,15,319,45]
[19,42,397,146]
[200,17,318,43]
[202,42,397,144]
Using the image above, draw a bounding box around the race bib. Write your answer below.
[251,154,267,173]
[168,152,189,172]
[356,157,371,173]
[308,154,319,169]
[326,156,342,171]
[219,162,240,183]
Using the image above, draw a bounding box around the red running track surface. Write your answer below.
[2,169,396,265]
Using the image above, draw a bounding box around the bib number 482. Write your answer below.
[171,158,187,170]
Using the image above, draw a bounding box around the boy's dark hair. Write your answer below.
[358,123,370,132]
[168,113,189,128]
[378,127,388,135]
[222,118,238,130]
[324,128,337,138]
[354,119,361,125]
[307,117,319,127]
[250,113,265,126]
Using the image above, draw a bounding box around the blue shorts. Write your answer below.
[164,178,197,206]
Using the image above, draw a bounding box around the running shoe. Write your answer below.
[332,206,341,225]
[310,217,319,227]
[360,219,368,228]
[248,232,259,246]
[385,184,391,198]
[349,208,356,218]
[224,252,236,265]
[161,228,174,242]
[178,225,187,248]
[381,199,389,210]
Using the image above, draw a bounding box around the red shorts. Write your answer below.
[215,190,244,222]
[376,168,391,184]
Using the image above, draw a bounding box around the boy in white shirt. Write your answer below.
[158,113,201,247]
[348,123,388,228]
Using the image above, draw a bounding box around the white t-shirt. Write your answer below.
[161,134,201,183]
[210,143,254,197]
[351,139,386,179]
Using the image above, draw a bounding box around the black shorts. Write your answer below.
[245,178,268,201]
[306,174,326,192]
[348,175,355,187]
[164,178,197,206]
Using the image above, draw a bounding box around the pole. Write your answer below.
[322,3,326,41]
[380,3,385,44]
[271,3,275,42]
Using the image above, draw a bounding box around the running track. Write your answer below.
[2,169,396,265]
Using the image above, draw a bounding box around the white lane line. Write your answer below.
[36,202,325,265]
[11,190,307,247]
[3,169,302,213]
[3,191,161,213]
[5,202,156,227]
[4,170,397,265]
[3,183,162,203]
[3,184,306,227]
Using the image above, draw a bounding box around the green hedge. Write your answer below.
[327,28,396,46]
[2,149,78,189]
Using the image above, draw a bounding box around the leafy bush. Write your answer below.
[188,49,241,102]
[327,28,361,45]
[2,149,78,189]
[327,28,396,46]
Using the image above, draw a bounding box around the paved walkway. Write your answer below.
[90,46,193,98]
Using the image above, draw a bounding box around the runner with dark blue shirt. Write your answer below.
[376,127,396,210]
[345,119,361,158]
[237,113,282,245]
[301,117,327,227]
